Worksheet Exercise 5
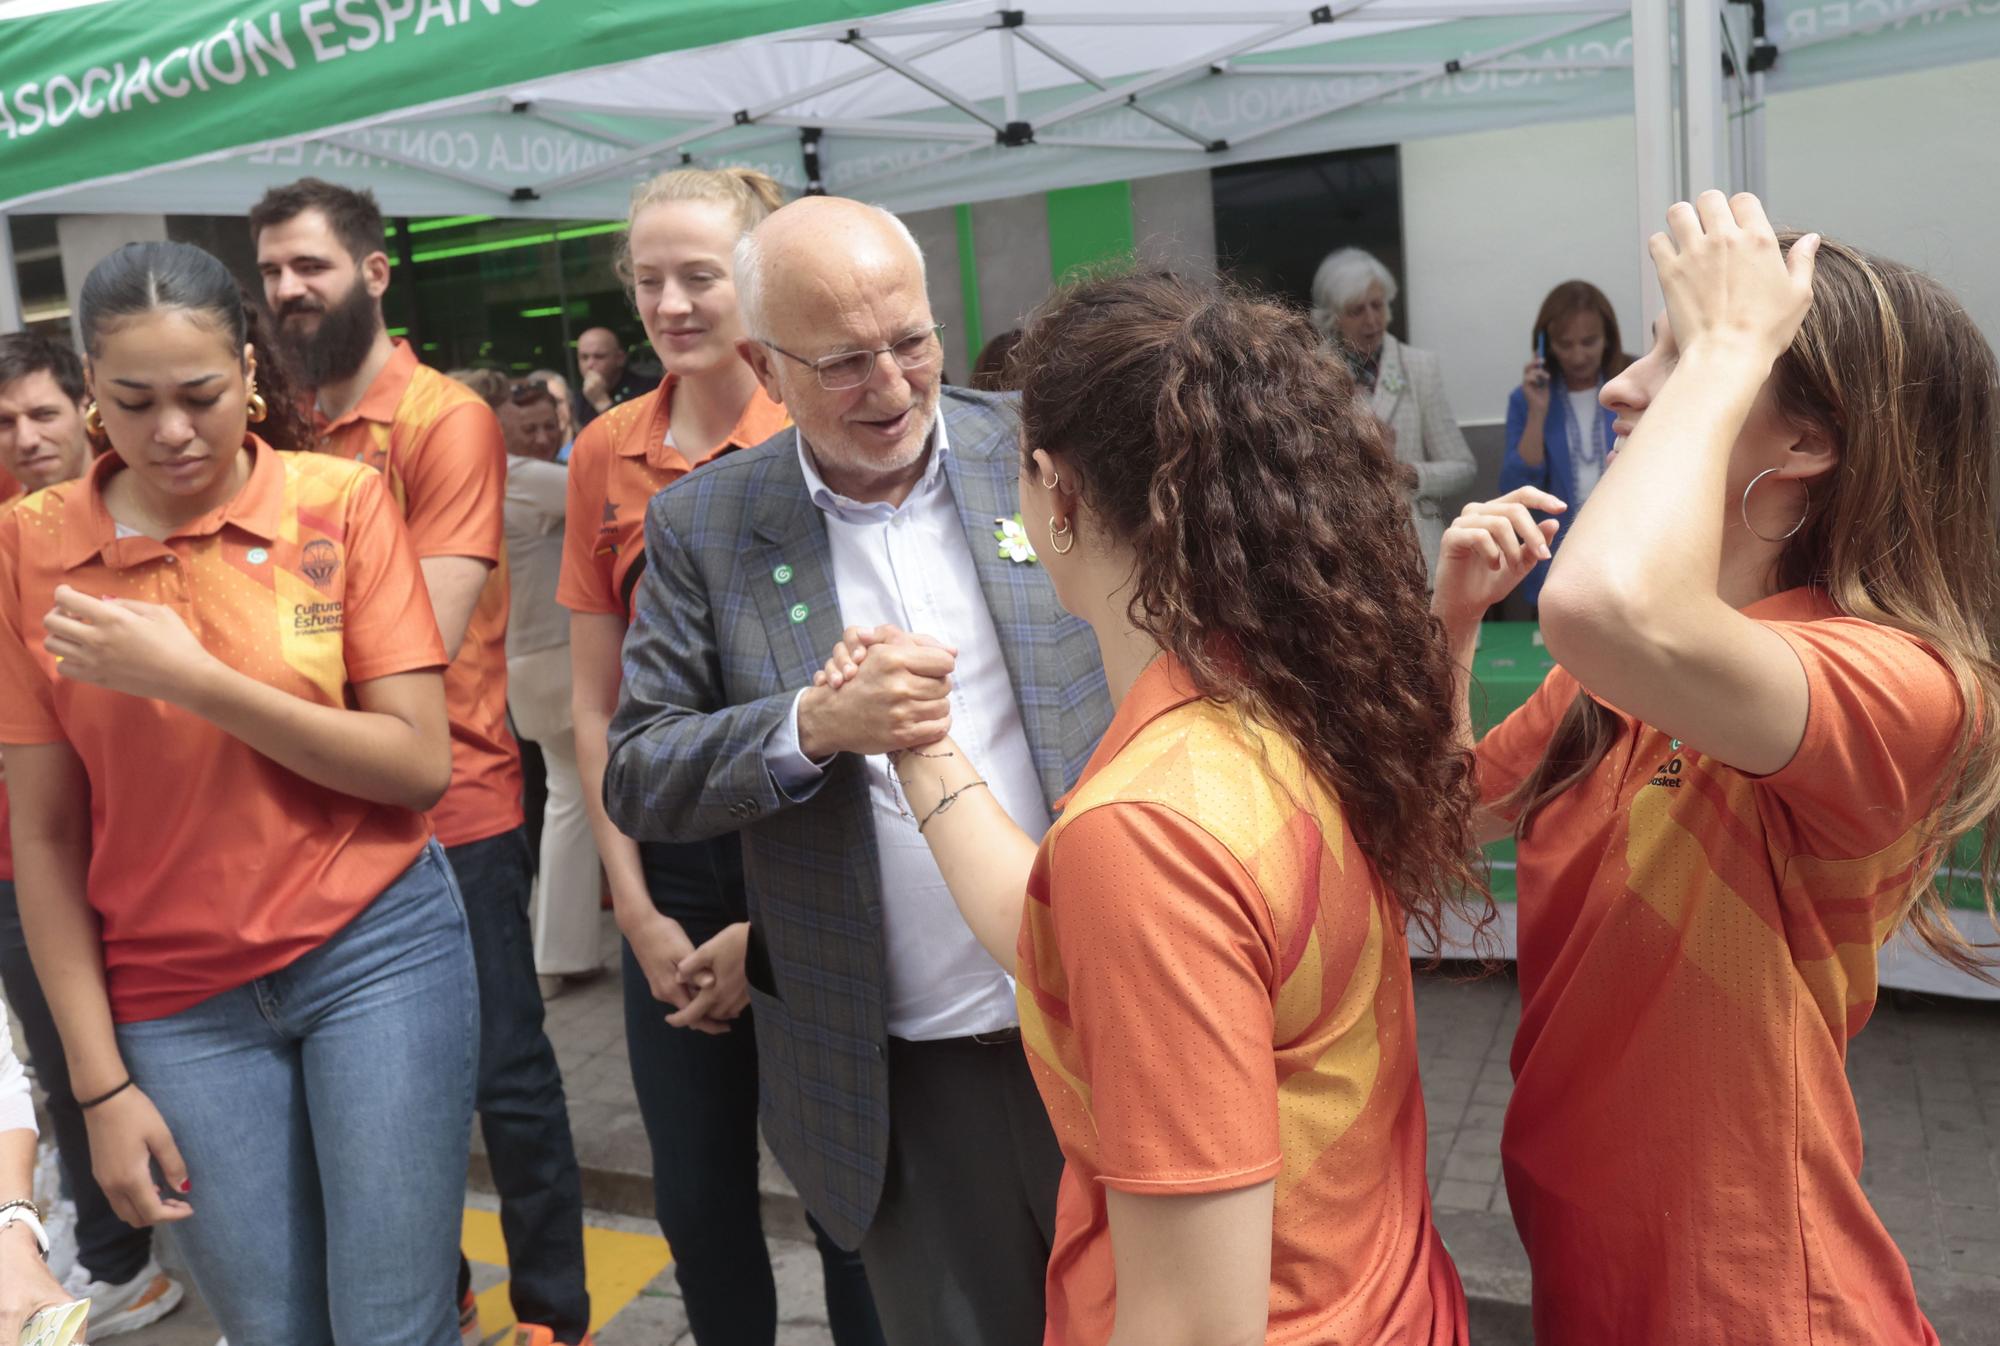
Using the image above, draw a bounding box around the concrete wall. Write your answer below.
[56,213,168,346]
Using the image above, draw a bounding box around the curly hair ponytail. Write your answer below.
[1014,271,1490,948]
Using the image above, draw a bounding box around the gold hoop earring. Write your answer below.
[1740,467,1808,542]
[83,401,104,437]
[246,378,269,424]
[1040,469,1059,491]
[1049,515,1075,555]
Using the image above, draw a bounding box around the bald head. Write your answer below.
[735,197,926,338]
[735,197,941,502]
[576,326,626,382]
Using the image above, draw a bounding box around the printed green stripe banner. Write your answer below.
[0,0,925,207]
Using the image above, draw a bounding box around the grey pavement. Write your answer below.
[39,914,2000,1342]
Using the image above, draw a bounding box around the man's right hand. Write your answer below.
[582,369,611,410]
[797,625,955,759]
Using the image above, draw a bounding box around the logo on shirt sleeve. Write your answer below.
[301,539,340,588]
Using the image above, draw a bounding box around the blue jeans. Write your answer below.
[628,839,885,1346]
[0,880,153,1286]
[116,840,478,1346]
[448,828,589,1340]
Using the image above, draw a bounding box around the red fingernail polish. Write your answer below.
[179,1180,191,1193]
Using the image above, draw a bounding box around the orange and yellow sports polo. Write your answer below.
[0,439,446,1023]
[316,339,520,848]
[557,376,788,621]
[1019,654,1468,1346]
[1476,588,1955,1345]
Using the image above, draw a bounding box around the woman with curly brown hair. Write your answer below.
[815,270,1482,1346]
[1441,193,2000,1343]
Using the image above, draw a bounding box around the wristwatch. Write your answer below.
[0,1199,49,1257]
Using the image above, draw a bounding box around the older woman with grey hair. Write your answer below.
[1311,247,1475,579]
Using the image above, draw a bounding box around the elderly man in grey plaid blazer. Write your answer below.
[604,197,1111,1345]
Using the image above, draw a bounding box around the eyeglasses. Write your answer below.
[508,380,555,406]
[759,324,945,392]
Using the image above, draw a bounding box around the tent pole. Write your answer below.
[1632,0,1676,332]
[0,215,21,334]
[1681,0,1726,196]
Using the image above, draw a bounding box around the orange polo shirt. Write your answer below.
[1476,588,1954,1344]
[1019,655,1467,1346]
[0,440,446,1022]
[557,376,789,621]
[316,339,520,848]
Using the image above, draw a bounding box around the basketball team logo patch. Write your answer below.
[302,539,340,588]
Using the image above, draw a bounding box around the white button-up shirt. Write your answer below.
[765,415,1048,1040]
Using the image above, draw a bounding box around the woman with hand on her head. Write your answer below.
[1496,280,1630,611]
[821,272,1481,1346]
[555,167,884,1346]
[0,241,477,1345]
[1437,193,2000,1343]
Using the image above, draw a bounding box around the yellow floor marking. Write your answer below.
[461,1206,675,1336]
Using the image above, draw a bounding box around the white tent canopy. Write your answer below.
[11,0,1997,224]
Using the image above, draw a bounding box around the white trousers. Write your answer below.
[527,729,604,976]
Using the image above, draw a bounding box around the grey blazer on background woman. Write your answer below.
[1369,332,1475,580]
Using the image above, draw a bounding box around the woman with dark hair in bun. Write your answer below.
[817,271,1481,1346]
[0,240,477,1345]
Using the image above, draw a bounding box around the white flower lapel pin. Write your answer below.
[996,514,1038,563]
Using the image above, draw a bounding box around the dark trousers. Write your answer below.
[449,829,590,1342]
[628,839,885,1346]
[860,1033,1063,1346]
[0,880,153,1286]
[519,733,548,870]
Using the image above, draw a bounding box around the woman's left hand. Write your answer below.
[1651,191,1818,366]
[669,922,751,1034]
[0,1220,72,1344]
[43,584,222,705]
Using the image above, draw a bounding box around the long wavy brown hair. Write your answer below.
[1506,234,2000,980]
[1012,270,1490,948]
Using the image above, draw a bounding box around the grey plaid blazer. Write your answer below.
[603,387,1111,1249]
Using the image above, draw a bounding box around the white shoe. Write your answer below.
[60,1254,185,1336]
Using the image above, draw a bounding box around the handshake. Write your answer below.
[796,624,958,760]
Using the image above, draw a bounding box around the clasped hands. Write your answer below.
[796,623,957,760]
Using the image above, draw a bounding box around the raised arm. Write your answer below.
[815,626,1031,971]
[1431,487,1566,846]
[42,587,450,811]
[1538,193,1821,776]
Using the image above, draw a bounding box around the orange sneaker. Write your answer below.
[459,1288,481,1346]
[513,1329,594,1346]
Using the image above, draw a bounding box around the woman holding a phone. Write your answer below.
[1497,280,1630,611]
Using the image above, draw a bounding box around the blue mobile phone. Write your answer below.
[1535,330,1547,363]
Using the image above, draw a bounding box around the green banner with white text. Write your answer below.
[0,0,923,208]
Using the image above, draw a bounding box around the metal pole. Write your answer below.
[0,215,23,334]
[1681,0,1727,197]
[1631,0,1676,330]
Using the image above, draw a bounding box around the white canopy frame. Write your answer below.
[527,3,1639,202]
[7,0,1998,331]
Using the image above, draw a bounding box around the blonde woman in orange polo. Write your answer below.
[818,272,1480,1346]
[556,167,884,1345]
